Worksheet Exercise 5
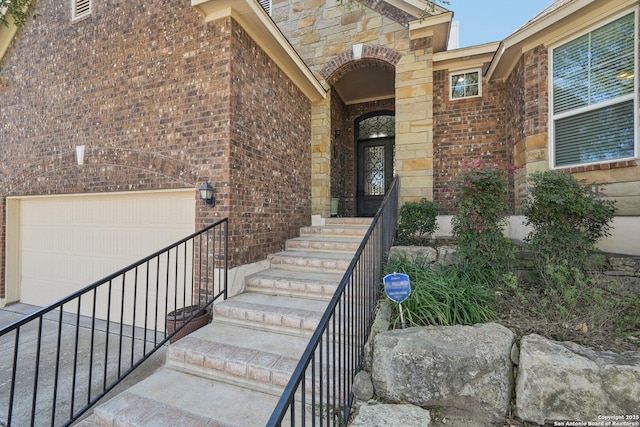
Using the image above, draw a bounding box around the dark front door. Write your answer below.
[357,137,394,217]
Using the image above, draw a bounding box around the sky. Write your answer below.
[447,0,555,47]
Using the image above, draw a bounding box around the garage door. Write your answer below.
[7,190,195,321]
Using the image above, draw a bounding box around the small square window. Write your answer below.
[450,69,482,100]
[72,0,91,21]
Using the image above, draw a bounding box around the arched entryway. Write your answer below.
[322,47,398,217]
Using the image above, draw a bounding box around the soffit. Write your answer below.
[487,0,636,81]
[432,42,499,72]
[384,0,450,18]
[409,11,453,53]
[191,0,325,102]
[333,66,395,105]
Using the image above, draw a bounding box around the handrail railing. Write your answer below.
[267,177,399,426]
[0,218,229,427]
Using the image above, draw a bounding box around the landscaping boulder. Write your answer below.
[388,246,438,265]
[350,404,431,427]
[371,323,514,423]
[516,334,640,425]
[436,245,457,265]
[352,371,374,401]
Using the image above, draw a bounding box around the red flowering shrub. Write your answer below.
[451,159,515,280]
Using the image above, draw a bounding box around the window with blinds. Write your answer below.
[551,11,637,168]
[258,0,272,15]
[72,0,91,20]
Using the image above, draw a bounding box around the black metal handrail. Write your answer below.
[267,177,399,426]
[0,218,228,427]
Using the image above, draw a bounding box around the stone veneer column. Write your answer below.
[513,133,549,212]
[312,92,332,217]
[395,47,434,204]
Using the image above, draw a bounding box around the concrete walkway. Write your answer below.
[0,303,166,426]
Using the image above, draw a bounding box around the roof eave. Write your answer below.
[432,42,499,71]
[192,0,325,102]
[408,11,453,53]
[384,0,450,18]
[486,0,599,82]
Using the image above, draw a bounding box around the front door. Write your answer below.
[357,137,394,217]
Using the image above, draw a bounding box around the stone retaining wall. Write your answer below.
[352,319,640,427]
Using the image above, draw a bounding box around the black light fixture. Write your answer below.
[198,182,215,207]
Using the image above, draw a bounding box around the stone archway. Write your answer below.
[312,46,400,218]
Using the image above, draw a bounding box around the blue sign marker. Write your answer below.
[383,273,411,303]
[383,273,411,329]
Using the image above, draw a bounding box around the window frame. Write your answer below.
[548,8,639,170]
[449,68,482,100]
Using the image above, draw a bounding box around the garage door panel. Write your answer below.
[14,190,195,329]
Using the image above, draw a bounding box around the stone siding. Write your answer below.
[272,0,434,213]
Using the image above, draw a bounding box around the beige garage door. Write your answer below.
[7,190,196,322]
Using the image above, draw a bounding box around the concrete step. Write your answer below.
[92,368,308,426]
[212,293,328,337]
[244,268,344,300]
[166,322,313,396]
[325,217,372,226]
[166,323,347,400]
[300,225,368,238]
[268,250,354,273]
[286,235,362,253]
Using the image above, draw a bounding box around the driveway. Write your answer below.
[0,303,166,426]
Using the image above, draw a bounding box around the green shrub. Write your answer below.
[396,198,439,245]
[522,171,616,274]
[384,257,496,328]
[451,159,515,278]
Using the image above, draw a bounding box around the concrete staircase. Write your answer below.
[87,218,371,426]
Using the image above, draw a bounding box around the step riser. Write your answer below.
[300,226,368,238]
[269,256,352,274]
[286,240,360,253]
[244,283,336,300]
[166,339,346,399]
[210,297,325,337]
[325,218,372,226]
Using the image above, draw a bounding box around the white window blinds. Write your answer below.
[551,12,636,167]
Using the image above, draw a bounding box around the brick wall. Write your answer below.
[433,68,509,214]
[523,46,549,137]
[228,20,312,266]
[0,0,312,299]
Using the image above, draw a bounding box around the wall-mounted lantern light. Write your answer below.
[198,182,215,207]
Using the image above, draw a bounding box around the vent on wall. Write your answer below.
[72,0,91,20]
[258,0,272,15]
